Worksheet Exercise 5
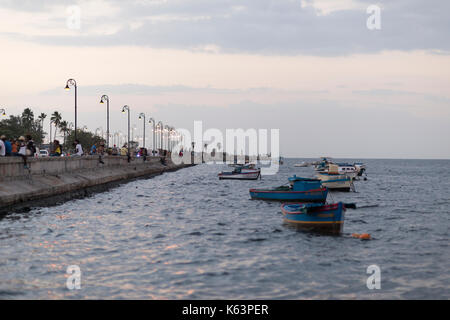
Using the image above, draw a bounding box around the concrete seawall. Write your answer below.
[0,155,192,214]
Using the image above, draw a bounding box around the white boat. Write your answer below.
[316,172,355,192]
[333,163,358,179]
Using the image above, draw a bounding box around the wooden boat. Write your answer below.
[281,202,346,234]
[219,165,261,180]
[316,172,355,191]
[249,175,328,202]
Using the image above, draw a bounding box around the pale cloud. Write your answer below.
[1,0,449,55]
[300,0,365,16]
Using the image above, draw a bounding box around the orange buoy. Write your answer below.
[359,233,371,240]
[351,233,360,238]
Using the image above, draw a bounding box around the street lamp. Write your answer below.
[157,121,163,151]
[164,125,170,151]
[0,108,6,116]
[122,105,130,156]
[99,95,110,148]
[138,113,146,149]
[95,127,103,138]
[149,118,156,155]
[65,79,77,139]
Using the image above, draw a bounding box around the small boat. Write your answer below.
[281,202,346,234]
[353,162,366,176]
[294,161,310,167]
[219,165,261,180]
[316,172,355,192]
[249,175,328,202]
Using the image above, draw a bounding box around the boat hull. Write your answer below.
[249,187,328,202]
[281,202,346,234]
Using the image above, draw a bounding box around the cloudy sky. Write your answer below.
[1,0,449,158]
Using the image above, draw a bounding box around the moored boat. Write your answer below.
[354,162,366,176]
[281,202,346,234]
[249,175,328,202]
[294,161,310,167]
[316,172,355,192]
[219,165,261,180]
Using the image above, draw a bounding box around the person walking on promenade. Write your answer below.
[1,135,12,156]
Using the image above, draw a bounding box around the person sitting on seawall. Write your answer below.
[90,143,97,155]
[120,144,128,156]
[17,135,36,168]
[51,140,62,157]
[111,144,119,156]
[25,135,36,157]
[12,139,20,156]
[0,136,5,157]
[1,135,12,156]
[73,139,83,156]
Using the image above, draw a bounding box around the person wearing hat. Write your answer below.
[1,135,12,156]
[17,136,29,168]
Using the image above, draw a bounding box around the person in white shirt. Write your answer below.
[75,139,83,156]
[0,139,5,156]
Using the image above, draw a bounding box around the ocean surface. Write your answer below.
[0,158,449,299]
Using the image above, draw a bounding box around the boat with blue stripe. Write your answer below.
[281,202,346,234]
[249,175,328,202]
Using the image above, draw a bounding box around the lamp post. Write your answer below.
[149,118,156,155]
[65,79,77,140]
[164,125,170,151]
[138,113,146,149]
[157,121,163,152]
[95,127,103,138]
[122,105,130,156]
[99,95,110,148]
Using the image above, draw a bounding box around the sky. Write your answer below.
[0,0,449,159]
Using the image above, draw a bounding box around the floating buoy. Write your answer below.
[359,233,371,240]
[351,233,371,240]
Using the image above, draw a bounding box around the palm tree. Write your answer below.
[50,111,62,140]
[21,108,34,123]
[59,120,69,146]
[38,113,46,130]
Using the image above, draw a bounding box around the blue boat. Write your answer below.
[249,175,328,202]
[281,202,346,234]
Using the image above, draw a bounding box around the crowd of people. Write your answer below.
[0,133,178,168]
[0,134,36,168]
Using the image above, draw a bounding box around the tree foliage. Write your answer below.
[0,109,45,143]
